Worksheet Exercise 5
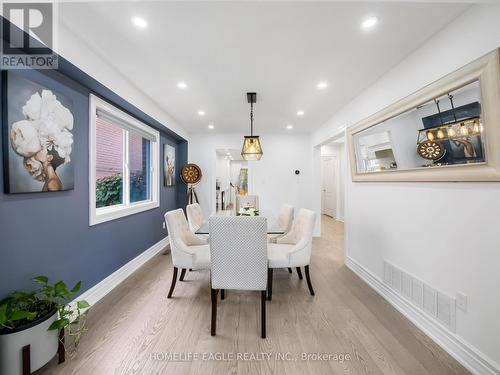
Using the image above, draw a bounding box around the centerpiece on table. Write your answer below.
[237,205,259,216]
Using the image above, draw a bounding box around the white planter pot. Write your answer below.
[0,309,59,375]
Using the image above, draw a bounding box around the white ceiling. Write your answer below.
[60,1,469,134]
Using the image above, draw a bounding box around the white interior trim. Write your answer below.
[73,236,169,308]
[345,256,500,375]
[89,94,160,226]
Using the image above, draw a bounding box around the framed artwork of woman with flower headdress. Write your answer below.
[2,71,75,193]
[163,144,175,187]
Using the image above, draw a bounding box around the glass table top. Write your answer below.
[195,210,285,235]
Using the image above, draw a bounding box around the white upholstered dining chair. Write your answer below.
[268,204,294,243]
[209,216,268,338]
[164,209,210,298]
[267,208,316,300]
[186,203,207,234]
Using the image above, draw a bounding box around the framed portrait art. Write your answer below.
[164,144,175,187]
[2,71,75,193]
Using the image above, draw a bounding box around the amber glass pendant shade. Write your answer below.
[241,136,263,160]
[241,92,263,161]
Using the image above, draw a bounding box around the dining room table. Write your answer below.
[195,210,285,235]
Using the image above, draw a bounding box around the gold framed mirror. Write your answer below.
[348,48,500,182]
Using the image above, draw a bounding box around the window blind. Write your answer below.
[96,108,157,142]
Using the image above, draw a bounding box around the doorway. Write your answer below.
[320,138,345,221]
[215,149,248,212]
[321,155,337,217]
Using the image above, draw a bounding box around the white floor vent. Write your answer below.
[383,261,456,332]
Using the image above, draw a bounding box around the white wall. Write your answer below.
[57,24,189,140]
[312,4,500,372]
[189,133,318,234]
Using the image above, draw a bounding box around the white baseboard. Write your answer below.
[75,237,169,307]
[345,256,500,375]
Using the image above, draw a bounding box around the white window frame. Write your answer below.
[89,94,160,226]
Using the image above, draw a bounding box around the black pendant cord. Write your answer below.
[434,99,444,126]
[250,102,254,136]
[448,94,458,122]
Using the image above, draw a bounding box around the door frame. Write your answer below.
[321,155,338,218]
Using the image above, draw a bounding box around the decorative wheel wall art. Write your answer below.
[417,141,445,161]
[180,163,202,204]
[181,163,202,185]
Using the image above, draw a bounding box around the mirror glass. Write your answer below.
[353,81,485,173]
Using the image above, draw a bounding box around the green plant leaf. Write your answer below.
[0,304,7,326]
[70,281,81,294]
[48,318,70,331]
[10,309,37,321]
[54,280,68,297]
[0,296,15,305]
[77,300,90,309]
[33,275,49,284]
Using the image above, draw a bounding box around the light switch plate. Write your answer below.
[456,291,468,312]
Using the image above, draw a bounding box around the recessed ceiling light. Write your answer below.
[198,110,205,116]
[297,110,305,116]
[208,124,214,129]
[177,81,187,89]
[317,81,328,90]
[131,16,148,29]
[286,124,293,130]
[226,152,231,156]
[361,16,379,30]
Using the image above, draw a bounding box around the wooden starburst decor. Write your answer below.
[417,141,445,161]
[180,163,202,185]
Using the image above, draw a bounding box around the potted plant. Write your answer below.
[0,276,90,375]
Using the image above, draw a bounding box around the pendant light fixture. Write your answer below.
[241,92,263,161]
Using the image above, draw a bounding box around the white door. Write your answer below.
[321,156,336,217]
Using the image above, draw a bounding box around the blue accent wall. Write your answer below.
[0,46,187,298]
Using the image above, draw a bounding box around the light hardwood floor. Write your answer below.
[37,216,469,375]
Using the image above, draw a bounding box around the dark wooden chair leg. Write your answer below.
[296,267,303,280]
[267,268,273,301]
[211,288,217,336]
[221,289,225,300]
[261,290,267,338]
[22,345,30,375]
[179,268,187,281]
[189,268,193,271]
[58,329,65,363]
[304,265,315,296]
[167,267,178,298]
[288,267,293,274]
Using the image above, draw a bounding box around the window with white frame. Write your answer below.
[89,95,160,225]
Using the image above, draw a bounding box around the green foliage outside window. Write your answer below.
[96,173,148,208]
[96,174,123,208]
